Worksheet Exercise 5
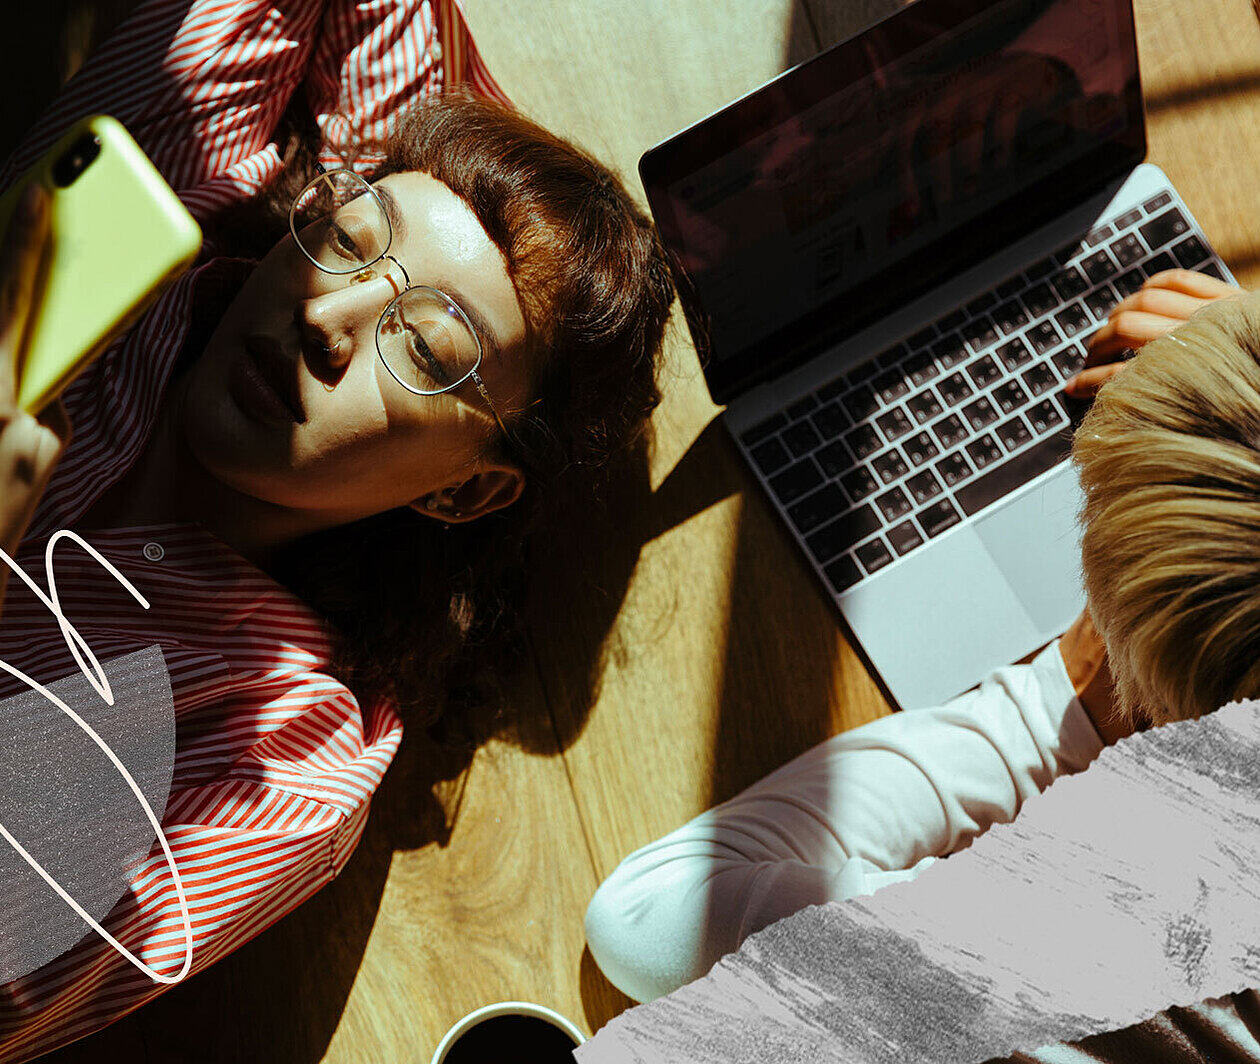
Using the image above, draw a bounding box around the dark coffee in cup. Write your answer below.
[442,1014,579,1063]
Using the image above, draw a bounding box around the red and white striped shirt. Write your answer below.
[0,2,506,1059]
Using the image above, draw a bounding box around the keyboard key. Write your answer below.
[1025,258,1055,282]
[955,431,1072,517]
[1051,345,1086,379]
[1200,260,1225,280]
[770,458,823,504]
[996,415,1033,452]
[1027,319,1063,356]
[907,389,944,424]
[996,275,1025,300]
[1026,397,1065,435]
[1111,232,1146,267]
[1142,192,1172,213]
[817,375,848,402]
[1139,208,1189,250]
[788,483,846,534]
[966,434,1003,470]
[811,402,850,440]
[992,379,1028,414]
[847,359,879,384]
[751,437,790,475]
[874,486,912,522]
[807,505,882,564]
[845,424,882,459]
[904,349,939,387]
[876,407,914,441]
[872,449,910,484]
[1084,224,1113,247]
[741,413,785,446]
[1114,207,1142,230]
[966,354,1002,389]
[938,371,973,406]
[783,419,821,457]
[1141,251,1176,278]
[932,333,969,369]
[992,300,1029,334]
[932,413,969,450]
[995,337,1033,371]
[876,342,909,367]
[962,396,999,431]
[787,394,818,420]
[1022,283,1058,319]
[1085,285,1120,320]
[816,439,854,477]
[1171,234,1209,269]
[855,537,894,575]
[936,309,968,333]
[1052,241,1082,267]
[905,469,943,505]
[841,466,878,501]
[887,519,924,556]
[1113,268,1144,297]
[1079,249,1117,286]
[1049,268,1088,301]
[873,370,911,404]
[917,498,962,538]
[935,450,973,487]
[966,292,997,315]
[903,431,939,466]
[1055,302,1091,338]
[842,385,879,422]
[1022,361,1058,396]
[962,317,1000,353]
[906,326,936,350]
[824,555,863,594]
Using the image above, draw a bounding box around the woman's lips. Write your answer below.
[228,347,297,426]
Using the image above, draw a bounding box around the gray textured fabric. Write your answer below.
[0,644,174,982]
[577,699,1260,1063]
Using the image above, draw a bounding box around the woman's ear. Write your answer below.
[410,464,525,523]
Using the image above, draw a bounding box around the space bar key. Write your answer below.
[955,432,1073,518]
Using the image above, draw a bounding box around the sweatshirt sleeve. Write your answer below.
[584,641,1107,1004]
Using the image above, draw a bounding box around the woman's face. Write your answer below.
[179,171,531,524]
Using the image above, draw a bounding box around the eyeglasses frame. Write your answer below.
[288,166,510,441]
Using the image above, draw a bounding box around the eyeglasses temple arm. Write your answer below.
[467,369,512,444]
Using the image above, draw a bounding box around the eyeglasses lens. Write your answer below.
[294,171,391,274]
[378,291,481,396]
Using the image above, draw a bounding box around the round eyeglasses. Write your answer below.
[288,167,509,439]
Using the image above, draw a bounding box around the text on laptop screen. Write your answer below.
[641,0,1144,403]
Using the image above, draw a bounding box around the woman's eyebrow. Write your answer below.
[374,183,407,239]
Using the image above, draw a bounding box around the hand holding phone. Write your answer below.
[0,183,72,608]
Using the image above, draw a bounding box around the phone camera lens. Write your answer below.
[51,133,101,188]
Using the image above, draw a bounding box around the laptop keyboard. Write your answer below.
[737,190,1228,596]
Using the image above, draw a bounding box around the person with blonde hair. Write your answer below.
[585,267,1260,1058]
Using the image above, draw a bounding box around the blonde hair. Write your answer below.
[1074,291,1260,725]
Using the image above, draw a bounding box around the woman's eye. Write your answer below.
[407,327,452,385]
[330,222,361,261]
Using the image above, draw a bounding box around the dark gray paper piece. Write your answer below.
[0,644,175,982]
[578,700,1260,1062]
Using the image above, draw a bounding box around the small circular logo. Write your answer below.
[142,542,165,562]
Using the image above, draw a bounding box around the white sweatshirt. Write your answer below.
[585,643,1260,1061]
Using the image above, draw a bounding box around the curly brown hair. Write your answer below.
[206,88,674,745]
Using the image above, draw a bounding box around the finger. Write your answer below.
[0,184,50,400]
[1086,310,1186,360]
[1138,268,1240,300]
[1082,290,1216,367]
[1064,362,1126,397]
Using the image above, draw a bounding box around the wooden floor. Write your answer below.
[10,0,1260,1060]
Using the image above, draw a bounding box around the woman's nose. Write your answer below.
[295,273,396,376]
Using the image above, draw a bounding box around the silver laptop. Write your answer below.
[639,0,1234,709]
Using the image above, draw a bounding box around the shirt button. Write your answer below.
[143,542,165,562]
[430,41,443,62]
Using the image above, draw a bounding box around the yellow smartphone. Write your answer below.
[0,115,202,414]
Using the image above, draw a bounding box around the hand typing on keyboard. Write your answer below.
[1067,269,1241,397]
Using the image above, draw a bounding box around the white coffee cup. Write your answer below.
[430,1000,586,1064]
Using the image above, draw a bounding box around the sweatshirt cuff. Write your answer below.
[1034,640,1107,769]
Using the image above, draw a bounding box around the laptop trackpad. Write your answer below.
[974,466,1087,632]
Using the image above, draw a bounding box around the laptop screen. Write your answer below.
[641,0,1145,404]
